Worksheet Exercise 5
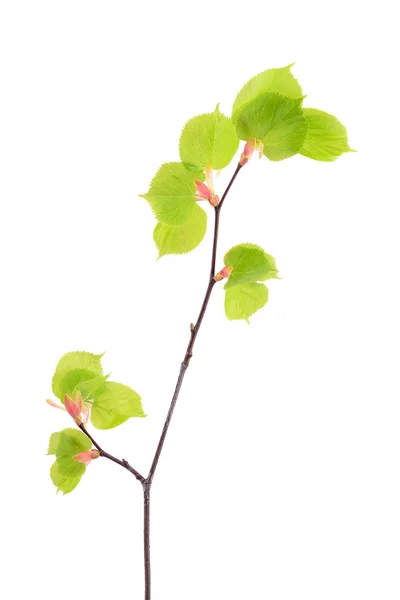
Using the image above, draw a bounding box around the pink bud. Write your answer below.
[64,391,82,420]
[240,138,264,165]
[209,194,220,207]
[214,265,233,281]
[73,449,100,465]
[205,165,215,194]
[254,139,264,158]
[194,179,212,201]
[46,399,66,411]
[82,402,91,425]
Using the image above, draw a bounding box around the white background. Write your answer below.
[0,1,399,599]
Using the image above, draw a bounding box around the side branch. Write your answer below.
[78,423,146,483]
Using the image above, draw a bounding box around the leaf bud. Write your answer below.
[64,390,83,420]
[194,179,212,201]
[239,138,264,165]
[73,449,100,464]
[46,398,66,412]
[214,265,233,281]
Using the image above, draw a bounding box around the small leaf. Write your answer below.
[56,455,87,478]
[55,428,91,457]
[179,105,239,171]
[154,204,207,257]
[225,282,269,323]
[75,374,109,401]
[52,351,104,401]
[140,162,204,227]
[232,63,303,124]
[50,462,82,495]
[235,92,307,161]
[91,382,146,430]
[47,432,61,455]
[55,428,92,477]
[221,243,278,322]
[300,108,353,161]
[224,243,279,290]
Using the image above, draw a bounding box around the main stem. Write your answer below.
[142,163,242,600]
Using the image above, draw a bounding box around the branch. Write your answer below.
[78,423,146,483]
[147,162,243,484]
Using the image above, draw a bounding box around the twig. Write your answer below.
[78,423,145,483]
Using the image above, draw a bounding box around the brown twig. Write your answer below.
[78,423,145,483]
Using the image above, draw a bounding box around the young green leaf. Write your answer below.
[56,455,87,478]
[91,382,146,430]
[140,162,204,227]
[55,428,92,477]
[47,432,61,455]
[179,105,239,171]
[300,108,354,161]
[224,243,279,289]
[48,428,92,490]
[75,374,109,401]
[55,428,92,457]
[222,243,278,322]
[52,351,104,400]
[153,204,207,257]
[50,462,82,495]
[232,63,303,124]
[235,93,307,161]
[225,282,269,323]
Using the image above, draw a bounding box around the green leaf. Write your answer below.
[225,282,269,323]
[179,104,239,171]
[52,351,104,401]
[300,108,354,161]
[47,432,61,455]
[55,428,91,457]
[91,382,146,430]
[153,204,207,257]
[50,462,82,495]
[55,428,92,477]
[222,243,278,322]
[224,243,279,290]
[56,455,87,478]
[232,64,303,124]
[235,92,307,161]
[140,162,204,227]
[74,374,109,401]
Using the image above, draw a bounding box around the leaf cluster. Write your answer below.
[140,64,352,321]
[47,351,145,493]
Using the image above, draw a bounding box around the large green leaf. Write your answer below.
[140,162,204,227]
[235,92,307,161]
[300,108,354,161]
[50,462,82,495]
[179,105,239,171]
[91,382,146,430]
[153,204,207,257]
[52,351,104,400]
[225,282,269,323]
[224,243,279,290]
[232,64,303,124]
